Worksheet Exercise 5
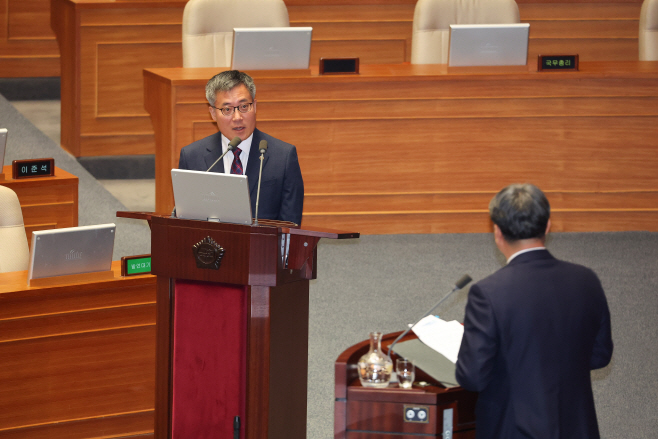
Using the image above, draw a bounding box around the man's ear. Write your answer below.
[545,219,552,236]
[209,105,217,123]
[493,224,503,241]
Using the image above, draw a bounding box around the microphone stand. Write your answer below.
[388,275,472,357]
[205,145,233,172]
[205,136,242,172]
[253,140,268,225]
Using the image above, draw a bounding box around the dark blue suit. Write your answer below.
[178,129,304,225]
[456,249,613,439]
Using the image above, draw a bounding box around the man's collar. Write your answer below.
[221,133,254,153]
[507,246,546,264]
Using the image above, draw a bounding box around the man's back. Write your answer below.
[456,249,613,439]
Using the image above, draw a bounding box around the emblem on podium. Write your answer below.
[193,236,225,270]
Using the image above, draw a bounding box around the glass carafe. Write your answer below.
[358,331,393,388]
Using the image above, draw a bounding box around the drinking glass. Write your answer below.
[396,359,415,389]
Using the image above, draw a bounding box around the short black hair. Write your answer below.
[489,183,550,241]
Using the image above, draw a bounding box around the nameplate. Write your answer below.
[12,158,55,179]
[121,254,152,276]
[538,55,579,71]
[320,58,360,75]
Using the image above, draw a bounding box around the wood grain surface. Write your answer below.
[0,261,157,438]
[144,62,658,234]
[45,0,646,157]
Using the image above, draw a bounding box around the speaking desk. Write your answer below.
[335,332,477,438]
[144,62,658,234]
[0,261,156,439]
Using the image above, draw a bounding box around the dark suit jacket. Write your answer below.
[456,249,613,439]
[178,129,304,224]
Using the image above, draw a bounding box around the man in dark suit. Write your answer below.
[456,183,613,439]
[178,70,304,225]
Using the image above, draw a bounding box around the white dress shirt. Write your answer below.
[221,133,253,174]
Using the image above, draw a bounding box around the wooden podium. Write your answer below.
[136,213,358,439]
[335,332,478,438]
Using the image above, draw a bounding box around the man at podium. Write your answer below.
[178,70,304,224]
[456,183,613,439]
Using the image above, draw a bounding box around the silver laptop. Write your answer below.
[448,23,530,67]
[0,128,7,167]
[28,224,116,280]
[171,169,253,225]
[231,27,313,70]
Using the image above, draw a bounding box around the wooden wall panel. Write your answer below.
[0,265,156,438]
[52,0,186,157]
[50,0,648,157]
[1,0,647,79]
[0,0,58,76]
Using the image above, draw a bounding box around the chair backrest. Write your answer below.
[640,0,658,60]
[182,0,290,68]
[411,0,521,64]
[0,185,29,273]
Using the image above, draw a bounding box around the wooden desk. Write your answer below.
[0,261,156,439]
[0,165,78,245]
[335,332,477,438]
[49,0,643,156]
[144,62,658,234]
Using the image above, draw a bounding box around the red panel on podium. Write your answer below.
[172,280,247,438]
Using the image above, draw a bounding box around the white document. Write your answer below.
[412,315,464,363]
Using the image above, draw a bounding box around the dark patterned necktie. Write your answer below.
[230,147,243,175]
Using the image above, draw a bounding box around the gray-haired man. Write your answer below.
[178,70,304,225]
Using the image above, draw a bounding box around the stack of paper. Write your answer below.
[411,315,464,363]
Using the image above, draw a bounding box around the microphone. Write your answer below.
[205,136,242,172]
[387,274,472,356]
[253,140,268,225]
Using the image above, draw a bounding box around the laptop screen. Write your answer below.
[448,24,530,67]
[171,169,253,225]
[231,27,313,70]
[28,224,116,280]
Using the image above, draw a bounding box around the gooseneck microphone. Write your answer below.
[253,140,268,225]
[206,136,242,172]
[388,274,472,356]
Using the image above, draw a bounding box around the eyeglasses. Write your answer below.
[211,102,254,117]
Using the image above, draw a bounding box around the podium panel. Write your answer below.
[171,280,247,438]
[133,213,358,439]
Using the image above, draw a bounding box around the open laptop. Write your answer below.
[28,224,116,280]
[171,169,253,225]
[0,128,7,168]
[448,23,530,67]
[231,27,313,70]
